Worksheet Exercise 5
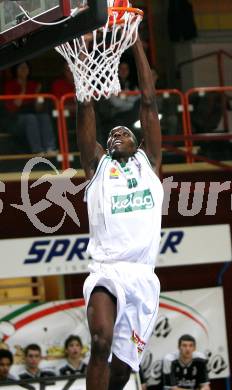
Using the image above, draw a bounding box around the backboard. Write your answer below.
[0,0,108,70]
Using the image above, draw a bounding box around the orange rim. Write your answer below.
[108,7,144,26]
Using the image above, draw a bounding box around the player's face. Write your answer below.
[107,126,137,160]
[25,350,41,370]
[0,358,11,379]
[119,62,130,80]
[179,341,195,360]
[66,340,82,359]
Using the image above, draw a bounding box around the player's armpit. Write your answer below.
[82,142,104,179]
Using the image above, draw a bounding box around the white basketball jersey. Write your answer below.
[85,149,163,267]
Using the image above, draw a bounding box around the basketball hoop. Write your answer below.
[55,1,143,102]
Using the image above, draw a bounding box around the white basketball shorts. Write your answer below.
[83,261,160,372]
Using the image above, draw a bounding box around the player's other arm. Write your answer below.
[77,100,104,180]
[132,35,161,176]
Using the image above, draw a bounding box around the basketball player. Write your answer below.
[77,33,163,390]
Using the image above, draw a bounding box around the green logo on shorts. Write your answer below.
[111,189,154,214]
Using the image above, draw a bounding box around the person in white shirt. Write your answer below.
[77,33,163,390]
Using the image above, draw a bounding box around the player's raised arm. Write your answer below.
[76,34,105,180]
[132,35,161,175]
[77,100,104,180]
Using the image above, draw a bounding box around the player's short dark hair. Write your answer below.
[64,335,83,349]
[24,344,41,356]
[178,334,196,347]
[0,349,13,364]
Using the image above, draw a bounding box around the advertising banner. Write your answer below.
[141,287,230,387]
[0,287,228,385]
[0,224,231,278]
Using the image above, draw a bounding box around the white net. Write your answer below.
[55,1,143,102]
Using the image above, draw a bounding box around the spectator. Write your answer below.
[189,92,232,160]
[4,62,56,154]
[57,335,87,376]
[163,334,210,390]
[190,92,223,134]
[51,62,75,99]
[51,62,76,132]
[0,349,16,381]
[19,344,55,379]
[109,61,139,115]
[118,61,137,91]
